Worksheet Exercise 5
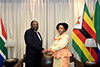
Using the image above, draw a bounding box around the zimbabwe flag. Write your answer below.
[72,2,98,62]
[92,0,100,63]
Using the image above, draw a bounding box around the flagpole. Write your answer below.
[90,47,91,62]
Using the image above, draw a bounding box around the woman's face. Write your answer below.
[58,25,66,35]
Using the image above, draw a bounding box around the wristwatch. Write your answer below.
[48,49,50,52]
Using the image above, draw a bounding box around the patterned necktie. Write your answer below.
[36,31,42,41]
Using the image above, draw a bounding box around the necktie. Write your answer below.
[36,31,42,41]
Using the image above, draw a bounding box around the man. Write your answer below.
[24,20,48,67]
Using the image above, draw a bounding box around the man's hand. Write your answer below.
[42,48,48,54]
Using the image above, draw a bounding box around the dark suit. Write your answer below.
[24,28,44,67]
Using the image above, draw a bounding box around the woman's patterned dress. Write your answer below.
[49,32,72,67]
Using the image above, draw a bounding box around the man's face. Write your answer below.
[31,22,38,31]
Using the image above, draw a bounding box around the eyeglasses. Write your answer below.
[33,24,38,26]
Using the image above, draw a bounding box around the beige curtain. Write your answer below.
[0,0,99,60]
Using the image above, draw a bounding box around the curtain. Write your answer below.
[0,0,99,60]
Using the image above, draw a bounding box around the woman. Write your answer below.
[49,23,72,67]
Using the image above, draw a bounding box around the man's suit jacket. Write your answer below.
[24,28,44,65]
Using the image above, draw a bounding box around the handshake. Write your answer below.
[42,48,50,54]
